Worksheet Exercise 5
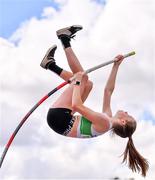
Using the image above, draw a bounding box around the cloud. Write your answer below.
[0,0,155,179]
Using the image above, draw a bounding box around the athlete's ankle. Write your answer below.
[59,35,71,49]
[48,62,63,75]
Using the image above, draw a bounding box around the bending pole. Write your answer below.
[0,51,135,168]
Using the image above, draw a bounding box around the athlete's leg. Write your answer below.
[40,45,73,81]
[59,46,93,102]
[64,47,84,73]
[56,25,93,102]
[56,25,84,73]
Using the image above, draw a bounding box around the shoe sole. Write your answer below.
[56,25,83,37]
[40,45,57,69]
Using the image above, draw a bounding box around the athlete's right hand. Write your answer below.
[114,55,124,66]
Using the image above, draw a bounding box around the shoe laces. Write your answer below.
[48,56,55,61]
[70,34,76,39]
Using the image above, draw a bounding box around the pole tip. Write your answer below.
[124,51,136,58]
[130,51,136,55]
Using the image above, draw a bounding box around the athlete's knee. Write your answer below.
[82,73,88,82]
[86,80,93,91]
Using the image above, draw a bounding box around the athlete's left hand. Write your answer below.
[73,71,87,81]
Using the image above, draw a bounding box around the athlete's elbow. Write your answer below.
[104,87,113,95]
[72,103,82,112]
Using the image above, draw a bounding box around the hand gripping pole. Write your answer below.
[0,51,135,168]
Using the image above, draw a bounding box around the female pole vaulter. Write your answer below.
[40,25,149,177]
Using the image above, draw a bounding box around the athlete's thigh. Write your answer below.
[51,84,74,109]
[51,77,88,109]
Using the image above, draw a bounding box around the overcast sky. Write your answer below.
[0,0,155,179]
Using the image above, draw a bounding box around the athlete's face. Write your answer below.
[115,110,135,126]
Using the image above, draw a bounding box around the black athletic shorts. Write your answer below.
[47,108,75,135]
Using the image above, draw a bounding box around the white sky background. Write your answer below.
[0,0,155,179]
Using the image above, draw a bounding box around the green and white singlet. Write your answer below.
[77,115,112,138]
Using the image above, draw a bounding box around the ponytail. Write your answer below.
[122,137,149,177]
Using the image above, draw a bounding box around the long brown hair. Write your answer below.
[112,120,149,177]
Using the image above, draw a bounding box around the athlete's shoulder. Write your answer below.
[101,112,113,129]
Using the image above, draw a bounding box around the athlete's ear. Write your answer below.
[121,119,126,125]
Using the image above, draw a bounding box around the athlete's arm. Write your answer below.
[102,55,124,117]
[72,72,110,129]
